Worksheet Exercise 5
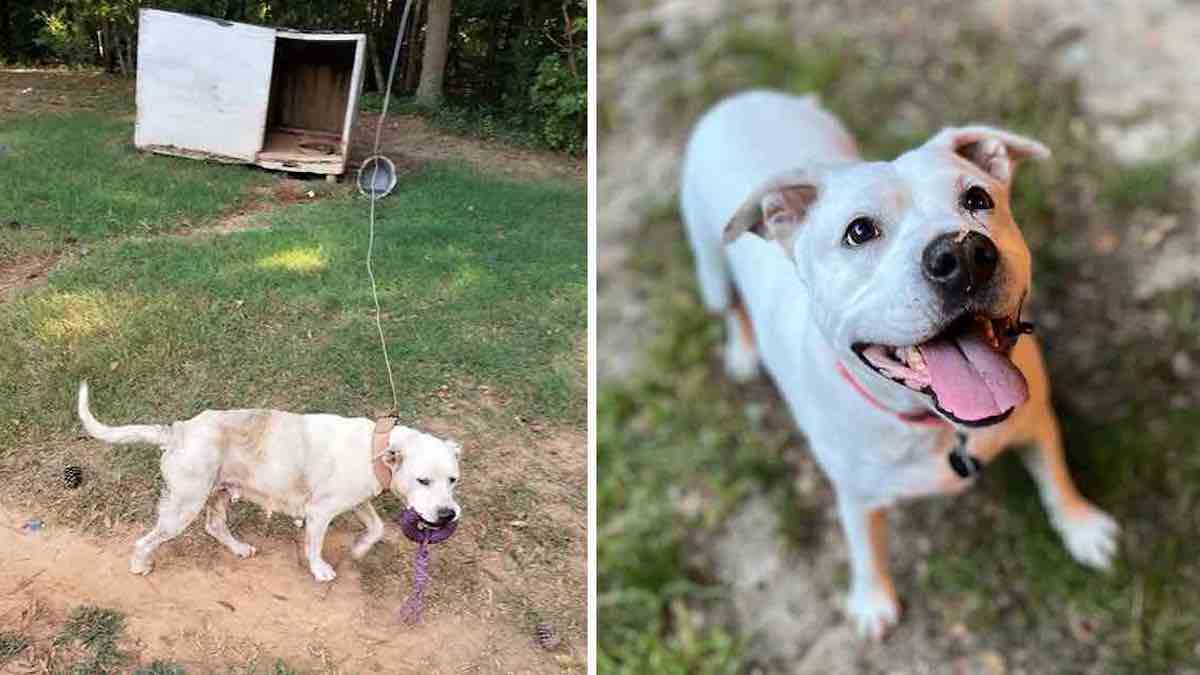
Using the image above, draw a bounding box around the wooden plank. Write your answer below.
[255,129,345,174]
[134,9,275,162]
[341,35,367,162]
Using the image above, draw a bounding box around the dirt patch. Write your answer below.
[170,178,347,238]
[0,254,60,304]
[0,69,133,120]
[351,113,583,183]
[0,418,585,673]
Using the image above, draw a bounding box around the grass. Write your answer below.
[598,11,1200,675]
[360,93,543,149]
[55,605,129,673]
[0,162,584,455]
[0,631,30,663]
[0,112,266,258]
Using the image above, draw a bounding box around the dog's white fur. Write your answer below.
[77,382,462,582]
[681,91,1119,639]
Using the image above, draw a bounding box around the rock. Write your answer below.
[1172,352,1195,379]
[794,626,861,675]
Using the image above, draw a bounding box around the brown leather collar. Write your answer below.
[372,416,398,494]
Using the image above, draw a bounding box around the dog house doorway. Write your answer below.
[258,34,361,174]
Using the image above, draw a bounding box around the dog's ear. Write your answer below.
[723,169,819,257]
[446,439,463,457]
[929,126,1050,183]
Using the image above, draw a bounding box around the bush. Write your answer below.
[530,50,587,155]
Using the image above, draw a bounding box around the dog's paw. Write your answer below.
[232,542,257,559]
[310,560,337,582]
[723,341,759,381]
[846,583,900,641]
[1060,505,1119,570]
[129,557,153,575]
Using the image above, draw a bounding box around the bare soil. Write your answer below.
[350,113,583,184]
[0,422,586,674]
[0,254,59,305]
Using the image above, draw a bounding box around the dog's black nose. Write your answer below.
[922,231,998,296]
[437,507,456,523]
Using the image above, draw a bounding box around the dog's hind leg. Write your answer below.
[204,489,257,560]
[724,291,759,381]
[350,503,385,560]
[131,487,207,575]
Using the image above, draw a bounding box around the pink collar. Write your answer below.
[835,361,948,428]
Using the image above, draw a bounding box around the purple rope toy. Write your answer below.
[395,508,458,624]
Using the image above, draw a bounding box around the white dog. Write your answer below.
[680,90,1119,639]
[77,382,462,582]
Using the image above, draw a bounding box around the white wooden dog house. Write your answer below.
[135,9,365,176]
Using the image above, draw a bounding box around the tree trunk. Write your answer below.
[415,0,451,104]
[369,34,386,93]
[403,0,424,91]
[1,0,12,61]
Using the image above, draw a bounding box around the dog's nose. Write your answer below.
[922,231,998,295]
[436,507,456,523]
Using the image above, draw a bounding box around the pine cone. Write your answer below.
[62,465,83,489]
[535,623,561,651]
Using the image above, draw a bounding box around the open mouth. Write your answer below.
[851,312,1030,427]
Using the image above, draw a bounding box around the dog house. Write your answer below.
[134,9,365,176]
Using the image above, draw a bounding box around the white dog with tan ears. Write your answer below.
[680,90,1119,639]
[77,382,462,582]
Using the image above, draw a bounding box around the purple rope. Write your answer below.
[395,508,457,624]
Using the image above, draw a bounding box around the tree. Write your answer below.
[415,0,451,104]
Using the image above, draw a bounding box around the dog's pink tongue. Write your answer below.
[918,332,1029,422]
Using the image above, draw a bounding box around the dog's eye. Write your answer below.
[843,217,881,247]
[449,477,457,484]
[961,185,994,212]
[417,478,431,486]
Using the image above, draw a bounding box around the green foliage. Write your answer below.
[530,51,587,154]
[34,8,95,64]
[1099,159,1178,211]
[1,1,588,155]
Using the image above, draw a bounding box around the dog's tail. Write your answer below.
[77,382,171,447]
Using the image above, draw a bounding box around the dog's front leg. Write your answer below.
[304,503,338,582]
[350,503,384,559]
[837,493,899,640]
[1020,406,1119,570]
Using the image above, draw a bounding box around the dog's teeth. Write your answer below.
[908,347,926,371]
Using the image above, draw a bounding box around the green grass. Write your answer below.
[598,13,1200,675]
[360,93,543,149]
[0,162,584,451]
[55,605,129,673]
[132,663,187,675]
[0,112,264,257]
[0,631,30,663]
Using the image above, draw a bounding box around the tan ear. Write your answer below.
[928,126,1050,183]
[723,170,819,257]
